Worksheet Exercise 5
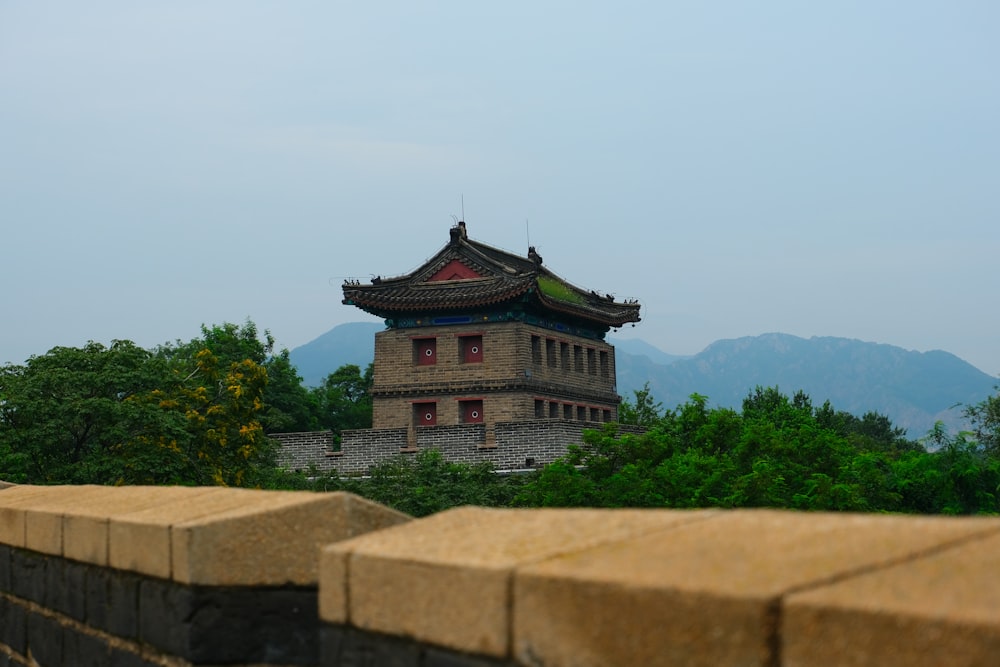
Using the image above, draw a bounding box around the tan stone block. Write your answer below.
[172,491,410,586]
[322,506,712,657]
[512,510,1000,667]
[108,487,265,578]
[62,486,220,566]
[20,486,117,555]
[318,543,350,624]
[783,529,1000,667]
[0,485,57,547]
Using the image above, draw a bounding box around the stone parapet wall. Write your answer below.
[274,430,338,471]
[320,506,1000,667]
[0,485,408,666]
[2,485,999,666]
[273,421,646,475]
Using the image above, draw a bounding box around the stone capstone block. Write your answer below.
[321,506,713,657]
[172,491,410,587]
[511,510,1000,667]
[108,487,272,579]
[22,486,116,556]
[62,486,220,566]
[0,485,62,548]
[782,529,1000,667]
[0,487,410,666]
[1,487,409,589]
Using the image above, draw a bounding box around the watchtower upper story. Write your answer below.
[342,222,641,430]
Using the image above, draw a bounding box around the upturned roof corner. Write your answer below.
[342,220,641,333]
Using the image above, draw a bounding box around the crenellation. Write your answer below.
[270,421,646,475]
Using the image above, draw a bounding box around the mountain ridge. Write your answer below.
[290,323,997,437]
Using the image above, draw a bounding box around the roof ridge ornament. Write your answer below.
[449,220,468,244]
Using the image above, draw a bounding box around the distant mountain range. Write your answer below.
[289,323,997,438]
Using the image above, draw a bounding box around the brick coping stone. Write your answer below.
[0,484,410,586]
[320,507,1000,667]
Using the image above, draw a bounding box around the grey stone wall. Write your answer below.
[0,545,318,666]
[271,422,646,475]
[273,430,338,472]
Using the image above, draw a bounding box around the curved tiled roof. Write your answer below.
[342,224,641,329]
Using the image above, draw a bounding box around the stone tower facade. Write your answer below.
[342,222,641,439]
[273,221,643,473]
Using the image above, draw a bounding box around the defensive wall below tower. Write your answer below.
[1,483,998,666]
[271,420,647,475]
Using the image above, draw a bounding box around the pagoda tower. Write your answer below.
[342,222,641,441]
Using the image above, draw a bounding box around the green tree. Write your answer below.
[346,449,524,517]
[258,349,320,433]
[0,341,170,483]
[619,382,663,426]
[966,387,1000,456]
[518,387,930,514]
[157,320,320,434]
[124,346,275,486]
[0,322,281,487]
[310,364,374,438]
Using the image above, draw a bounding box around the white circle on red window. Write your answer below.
[471,410,479,419]
[471,346,479,354]
[424,348,433,356]
[424,413,433,421]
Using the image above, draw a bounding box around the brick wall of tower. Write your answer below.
[371,323,621,430]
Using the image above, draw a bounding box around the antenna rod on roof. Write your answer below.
[526,218,530,247]
[461,194,465,222]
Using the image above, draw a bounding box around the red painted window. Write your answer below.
[461,335,483,363]
[414,402,437,426]
[460,400,484,424]
[414,338,437,365]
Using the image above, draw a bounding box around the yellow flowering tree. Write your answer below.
[120,323,278,486]
[1,321,290,486]
[124,346,273,486]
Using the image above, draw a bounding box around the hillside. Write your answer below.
[616,333,996,437]
[289,324,996,437]
[288,321,381,387]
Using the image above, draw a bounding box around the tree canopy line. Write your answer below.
[1,321,998,517]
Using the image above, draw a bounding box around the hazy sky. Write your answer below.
[2,2,998,375]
